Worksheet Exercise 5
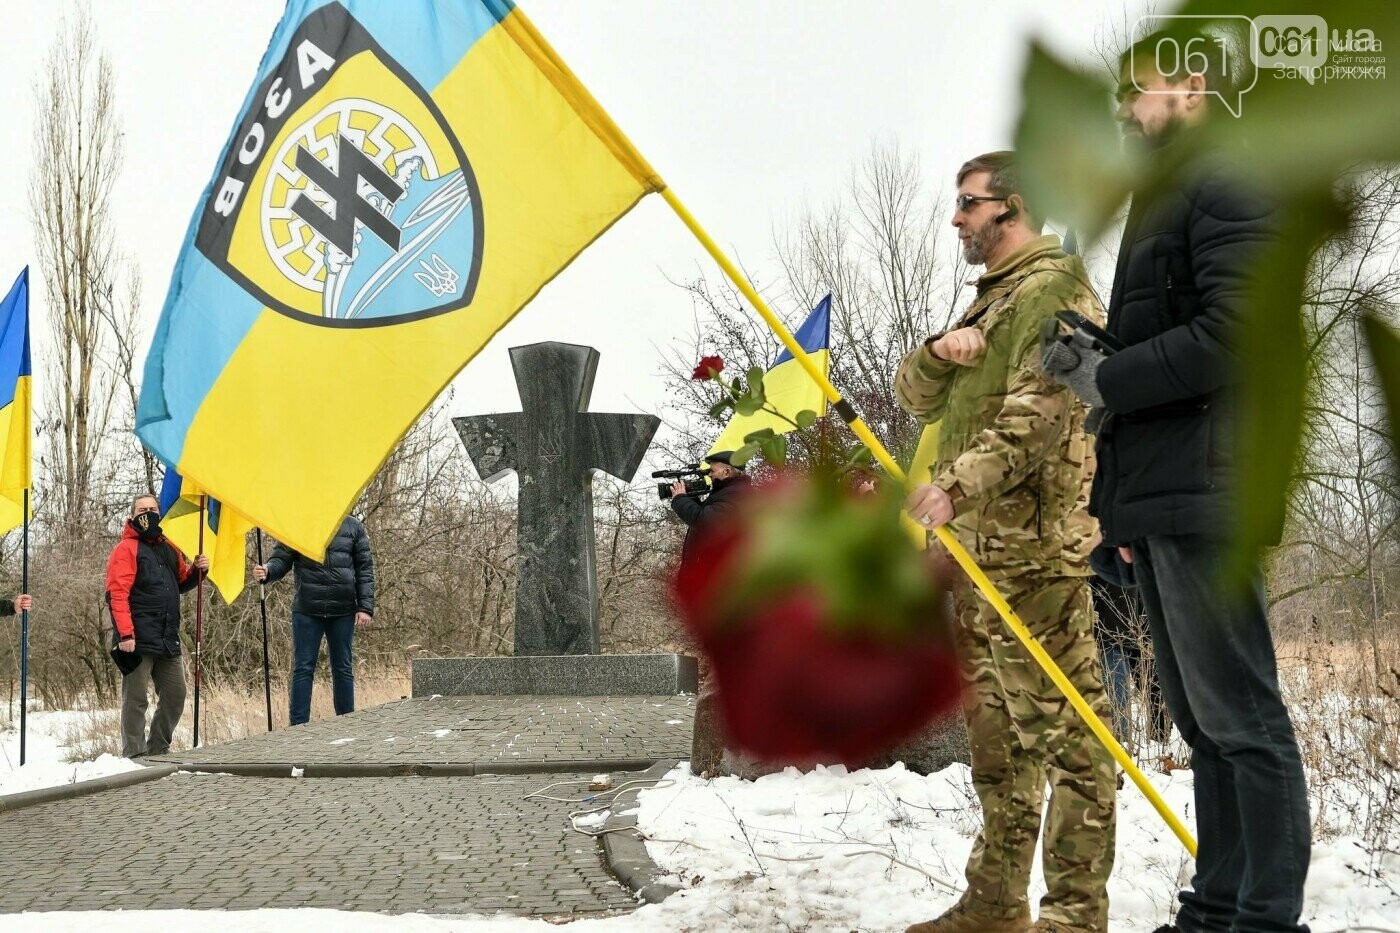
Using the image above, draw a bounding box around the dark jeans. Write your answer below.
[289,612,355,726]
[1133,535,1310,933]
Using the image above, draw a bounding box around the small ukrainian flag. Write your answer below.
[710,294,832,455]
[159,467,253,603]
[0,268,32,535]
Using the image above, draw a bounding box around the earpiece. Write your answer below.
[995,205,1020,224]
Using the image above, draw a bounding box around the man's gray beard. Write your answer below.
[962,221,1003,266]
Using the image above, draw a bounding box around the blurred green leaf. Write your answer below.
[735,396,763,417]
[760,435,789,467]
[732,443,761,468]
[848,446,873,467]
[1362,312,1400,469]
[1178,0,1400,190]
[1013,42,1139,241]
[742,427,776,444]
[707,398,734,420]
[1228,192,1345,585]
[795,409,818,429]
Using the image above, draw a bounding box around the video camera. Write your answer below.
[652,464,710,500]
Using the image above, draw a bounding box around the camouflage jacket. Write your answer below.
[894,234,1103,579]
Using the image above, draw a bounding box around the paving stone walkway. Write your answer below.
[0,770,637,915]
[0,695,697,917]
[151,695,694,766]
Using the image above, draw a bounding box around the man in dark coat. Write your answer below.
[105,493,209,757]
[253,515,375,725]
[670,450,752,777]
[670,450,752,566]
[1041,30,1310,933]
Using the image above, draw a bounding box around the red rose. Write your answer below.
[672,479,960,767]
[702,589,961,765]
[691,355,725,381]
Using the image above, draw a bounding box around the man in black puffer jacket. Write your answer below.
[1041,30,1310,933]
[253,516,375,725]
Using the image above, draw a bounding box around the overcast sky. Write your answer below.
[0,0,1141,445]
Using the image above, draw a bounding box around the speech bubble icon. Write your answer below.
[1131,14,1261,118]
[1253,14,1328,86]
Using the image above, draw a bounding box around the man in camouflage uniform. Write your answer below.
[896,151,1116,933]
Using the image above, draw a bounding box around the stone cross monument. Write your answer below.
[454,342,659,656]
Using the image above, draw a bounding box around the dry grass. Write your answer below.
[57,669,412,761]
[1277,627,1400,847]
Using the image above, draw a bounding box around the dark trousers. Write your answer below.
[1133,535,1310,933]
[120,654,186,758]
[289,612,355,726]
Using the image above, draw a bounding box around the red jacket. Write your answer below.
[105,524,201,652]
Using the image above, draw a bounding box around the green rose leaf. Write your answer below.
[735,396,764,417]
[732,443,761,468]
[1226,192,1345,586]
[1013,42,1139,242]
[795,409,818,429]
[746,367,767,404]
[760,435,789,467]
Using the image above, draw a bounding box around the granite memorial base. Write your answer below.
[413,654,699,697]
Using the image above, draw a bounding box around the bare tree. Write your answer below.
[98,262,157,498]
[29,4,127,537]
[658,142,965,468]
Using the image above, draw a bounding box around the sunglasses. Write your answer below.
[954,194,1009,212]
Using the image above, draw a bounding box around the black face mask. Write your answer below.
[132,511,163,540]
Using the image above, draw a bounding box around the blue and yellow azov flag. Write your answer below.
[0,268,32,535]
[159,468,254,604]
[137,0,661,556]
[710,295,832,455]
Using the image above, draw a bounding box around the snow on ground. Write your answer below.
[627,763,1400,931]
[4,707,1397,931]
[0,707,143,796]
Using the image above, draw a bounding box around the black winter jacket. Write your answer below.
[671,474,752,566]
[264,517,376,618]
[105,523,203,656]
[1090,144,1278,546]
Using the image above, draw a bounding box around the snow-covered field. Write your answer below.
[0,708,142,796]
[3,707,1397,931]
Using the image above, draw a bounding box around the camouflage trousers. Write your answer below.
[952,574,1117,932]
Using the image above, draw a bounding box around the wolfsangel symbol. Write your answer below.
[264,98,476,322]
[193,2,483,328]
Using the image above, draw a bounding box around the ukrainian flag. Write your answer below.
[158,468,254,604]
[137,0,660,557]
[0,269,32,535]
[710,295,832,455]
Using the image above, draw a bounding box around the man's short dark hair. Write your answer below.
[131,493,159,515]
[1120,26,1253,100]
[956,150,1044,233]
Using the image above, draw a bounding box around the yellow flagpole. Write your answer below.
[510,3,1197,857]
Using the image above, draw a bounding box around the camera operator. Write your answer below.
[670,451,752,567]
[669,449,752,779]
